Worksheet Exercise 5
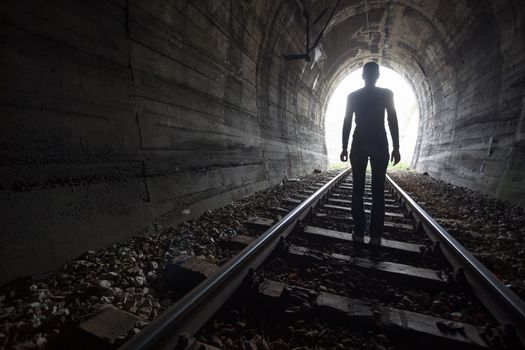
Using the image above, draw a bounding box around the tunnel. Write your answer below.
[1,0,524,296]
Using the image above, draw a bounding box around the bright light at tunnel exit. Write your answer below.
[325,66,419,167]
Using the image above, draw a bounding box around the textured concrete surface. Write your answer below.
[0,0,524,283]
[315,0,525,204]
[0,1,326,283]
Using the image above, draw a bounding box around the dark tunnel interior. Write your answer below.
[1,0,524,293]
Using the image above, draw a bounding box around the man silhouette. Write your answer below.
[340,62,400,245]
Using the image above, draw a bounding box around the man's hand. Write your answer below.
[340,149,348,162]
[391,149,401,165]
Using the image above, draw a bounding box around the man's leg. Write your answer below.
[350,148,368,238]
[369,149,390,241]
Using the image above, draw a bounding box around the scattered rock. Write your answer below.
[97,280,111,289]
[147,261,159,271]
[133,276,146,287]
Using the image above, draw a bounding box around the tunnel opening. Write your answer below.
[324,65,420,167]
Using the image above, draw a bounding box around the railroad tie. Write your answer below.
[316,293,487,348]
[314,212,414,231]
[163,255,219,291]
[322,203,407,220]
[288,196,401,211]
[244,217,275,230]
[286,245,451,290]
[73,306,145,349]
[254,280,487,348]
[302,225,422,257]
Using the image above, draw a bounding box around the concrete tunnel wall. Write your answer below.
[0,1,326,284]
[0,0,524,284]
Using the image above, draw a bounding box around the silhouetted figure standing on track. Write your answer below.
[340,62,400,245]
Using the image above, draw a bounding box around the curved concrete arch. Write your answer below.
[313,2,456,107]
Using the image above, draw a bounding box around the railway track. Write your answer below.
[117,167,525,350]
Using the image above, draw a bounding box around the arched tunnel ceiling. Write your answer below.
[312,0,494,116]
[291,0,525,195]
[315,1,443,111]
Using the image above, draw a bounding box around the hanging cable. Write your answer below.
[283,0,343,61]
[310,0,343,51]
[364,0,371,54]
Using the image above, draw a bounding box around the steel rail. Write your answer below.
[386,174,525,346]
[118,167,352,350]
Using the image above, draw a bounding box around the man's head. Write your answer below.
[362,62,380,86]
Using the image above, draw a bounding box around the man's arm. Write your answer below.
[386,91,401,165]
[340,94,353,162]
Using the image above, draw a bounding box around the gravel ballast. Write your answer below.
[389,170,525,300]
[0,171,335,350]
